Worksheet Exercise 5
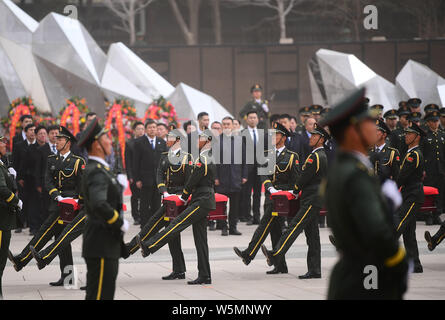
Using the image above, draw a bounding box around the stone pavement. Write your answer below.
[2,196,445,300]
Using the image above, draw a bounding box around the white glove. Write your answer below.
[262,103,269,113]
[268,187,280,194]
[56,196,63,202]
[120,218,130,233]
[163,192,172,198]
[179,197,187,205]
[117,174,128,189]
[17,199,23,210]
[381,179,402,209]
[8,167,16,179]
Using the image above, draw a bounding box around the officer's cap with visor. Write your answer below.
[271,121,290,138]
[56,126,77,143]
[77,118,109,150]
[310,123,330,140]
[404,121,425,137]
[424,110,440,122]
[376,118,391,135]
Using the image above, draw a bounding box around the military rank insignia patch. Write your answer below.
[295,159,299,165]
[307,158,313,164]
[196,162,202,168]
[189,161,193,165]
[407,156,413,162]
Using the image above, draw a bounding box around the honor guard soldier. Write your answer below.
[384,109,399,131]
[395,122,425,273]
[407,98,422,113]
[239,84,271,129]
[0,136,22,299]
[77,118,129,300]
[321,88,408,299]
[234,122,300,274]
[137,130,216,285]
[9,126,84,286]
[124,130,190,281]
[424,103,440,114]
[408,112,422,126]
[421,111,445,225]
[369,119,401,182]
[261,123,329,279]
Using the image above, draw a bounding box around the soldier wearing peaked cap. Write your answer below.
[233,122,300,275]
[321,88,408,299]
[261,123,328,279]
[369,119,401,182]
[77,118,129,300]
[137,130,216,285]
[370,104,384,118]
[9,126,85,286]
[408,98,422,112]
[309,104,324,122]
[439,108,445,132]
[421,111,445,225]
[239,84,271,130]
[424,104,440,114]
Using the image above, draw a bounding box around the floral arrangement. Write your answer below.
[143,96,179,127]
[59,97,90,136]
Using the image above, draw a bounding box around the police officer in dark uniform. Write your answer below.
[369,119,401,182]
[137,130,215,285]
[0,136,22,299]
[9,126,84,286]
[233,122,300,274]
[421,110,445,225]
[77,118,129,300]
[124,130,190,281]
[239,84,271,130]
[396,121,425,273]
[261,123,329,279]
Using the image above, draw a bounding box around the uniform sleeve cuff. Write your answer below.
[385,247,406,267]
[107,210,119,225]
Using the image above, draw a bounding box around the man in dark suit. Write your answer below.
[133,119,167,226]
[125,121,145,225]
[300,116,316,162]
[279,114,303,157]
[12,115,33,150]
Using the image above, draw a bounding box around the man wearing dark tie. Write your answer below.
[133,120,167,227]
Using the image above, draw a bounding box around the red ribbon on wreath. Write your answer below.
[9,104,31,150]
[60,103,81,136]
[105,103,126,169]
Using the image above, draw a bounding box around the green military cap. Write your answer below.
[398,101,408,108]
[408,112,421,122]
[424,104,440,113]
[440,108,445,116]
[309,122,330,139]
[299,106,311,115]
[271,121,290,137]
[370,104,384,111]
[309,104,324,115]
[56,126,77,142]
[77,118,108,149]
[319,88,378,128]
[407,98,422,108]
[376,118,391,135]
[251,84,262,93]
[397,105,411,117]
[424,110,440,122]
[383,109,398,119]
[404,121,425,137]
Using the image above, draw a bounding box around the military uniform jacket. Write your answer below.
[369,144,401,182]
[157,149,193,195]
[262,147,300,201]
[180,149,216,210]
[294,147,327,201]
[45,152,85,201]
[0,160,18,230]
[239,100,270,129]
[397,146,424,197]
[81,159,124,259]
[421,129,445,178]
[389,127,407,156]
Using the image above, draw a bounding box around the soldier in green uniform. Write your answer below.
[233,122,300,274]
[239,84,271,130]
[261,123,329,279]
[77,118,129,300]
[123,130,190,281]
[0,136,22,299]
[137,131,215,285]
[9,126,85,286]
[321,88,408,299]
[395,122,425,273]
[369,119,401,182]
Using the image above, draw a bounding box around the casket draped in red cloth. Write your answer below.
[163,195,187,221]
[208,193,229,220]
[58,198,81,225]
[421,186,439,213]
[270,191,299,218]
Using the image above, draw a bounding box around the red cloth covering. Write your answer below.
[270,191,298,201]
[215,193,228,202]
[59,198,80,211]
[424,186,439,196]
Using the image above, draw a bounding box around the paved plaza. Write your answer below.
[2,196,445,300]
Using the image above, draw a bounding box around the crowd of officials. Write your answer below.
[0,83,445,300]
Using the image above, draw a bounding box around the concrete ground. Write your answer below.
[2,195,445,300]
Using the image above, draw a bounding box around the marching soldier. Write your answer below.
[234,122,300,274]
[239,84,271,130]
[137,131,215,285]
[322,88,408,299]
[8,126,84,286]
[421,111,445,225]
[123,130,190,281]
[369,119,401,182]
[396,121,425,273]
[77,118,129,300]
[0,136,22,299]
[261,123,329,279]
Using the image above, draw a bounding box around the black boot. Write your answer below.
[162,272,185,280]
[49,275,68,287]
[233,247,251,266]
[260,245,275,267]
[298,272,321,279]
[136,235,150,258]
[413,264,423,273]
[187,277,211,285]
[7,251,24,272]
[425,231,436,251]
[266,266,288,274]
[229,229,242,235]
[30,246,46,270]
